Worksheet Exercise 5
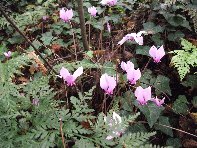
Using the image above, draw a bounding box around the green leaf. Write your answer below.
[155,116,173,137]
[85,51,94,58]
[166,138,182,148]
[181,75,197,88]
[136,46,150,56]
[143,22,164,34]
[154,75,172,96]
[172,95,189,115]
[140,69,156,88]
[103,62,116,76]
[192,96,197,108]
[151,34,164,46]
[168,31,185,41]
[138,102,165,128]
[40,32,55,46]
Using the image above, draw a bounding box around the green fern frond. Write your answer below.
[170,38,197,80]
[0,54,31,82]
[120,132,156,147]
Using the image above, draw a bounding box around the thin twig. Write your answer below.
[0,6,58,75]
[135,121,197,138]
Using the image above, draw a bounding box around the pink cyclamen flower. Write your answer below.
[4,51,12,58]
[149,45,165,63]
[135,86,152,105]
[151,97,165,106]
[127,68,141,85]
[100,0,117,6]
[59,66,83,86]
[121,61,134,73]
[60,8,73,22]
[121,61,141,84]
[88,6,97,17]
[118,31,146,46]
[100,73,116,95]
[107,22,111,33]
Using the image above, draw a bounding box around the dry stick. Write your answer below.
[77,0,89,51]
[135,121,197,138]
[0,6,58,75]
[59,118,66,148]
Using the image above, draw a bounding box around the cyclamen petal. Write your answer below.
[59,67,83,86]
[100,73,116,94]
[100,0,117,6]
[88,6,97,17]
[4,51,12,58]
[135,86,152,105]
[60,8,73,22]
[121,61,134,72]
[127,68,141,84]
[118,31,145,46]
[73,66,83,79]
[59,67,70,79]
[151,97,165,106]
[149,45,165,63]
[113,112,122,124]
[107,22,111,33]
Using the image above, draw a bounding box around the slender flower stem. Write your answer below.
[69,21,77,61]
[89,16,91,47]
[102,93,107,114]
[59,118,66,148]
[142,58,151,74]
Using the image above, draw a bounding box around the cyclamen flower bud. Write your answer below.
[151,97,165,106]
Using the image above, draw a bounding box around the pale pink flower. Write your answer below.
[121,61,141,84]
[100,73,116,94]
[58,67,83,86]
[42,16,48,21]
[107,22,111,33]
[151,97,165,106]
[32,98,39,106]
[88,6,97,17]
[118,31,146,46]
[104,112,123,140]
[121,61,134,72]
[127,68,141,85]
[60,8,73,22]
[135,86,152,105]
[149,45,165,63]
[4,51,12,58]
[100,0,117,6]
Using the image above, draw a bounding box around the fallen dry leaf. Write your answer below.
[27,51,47,75]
